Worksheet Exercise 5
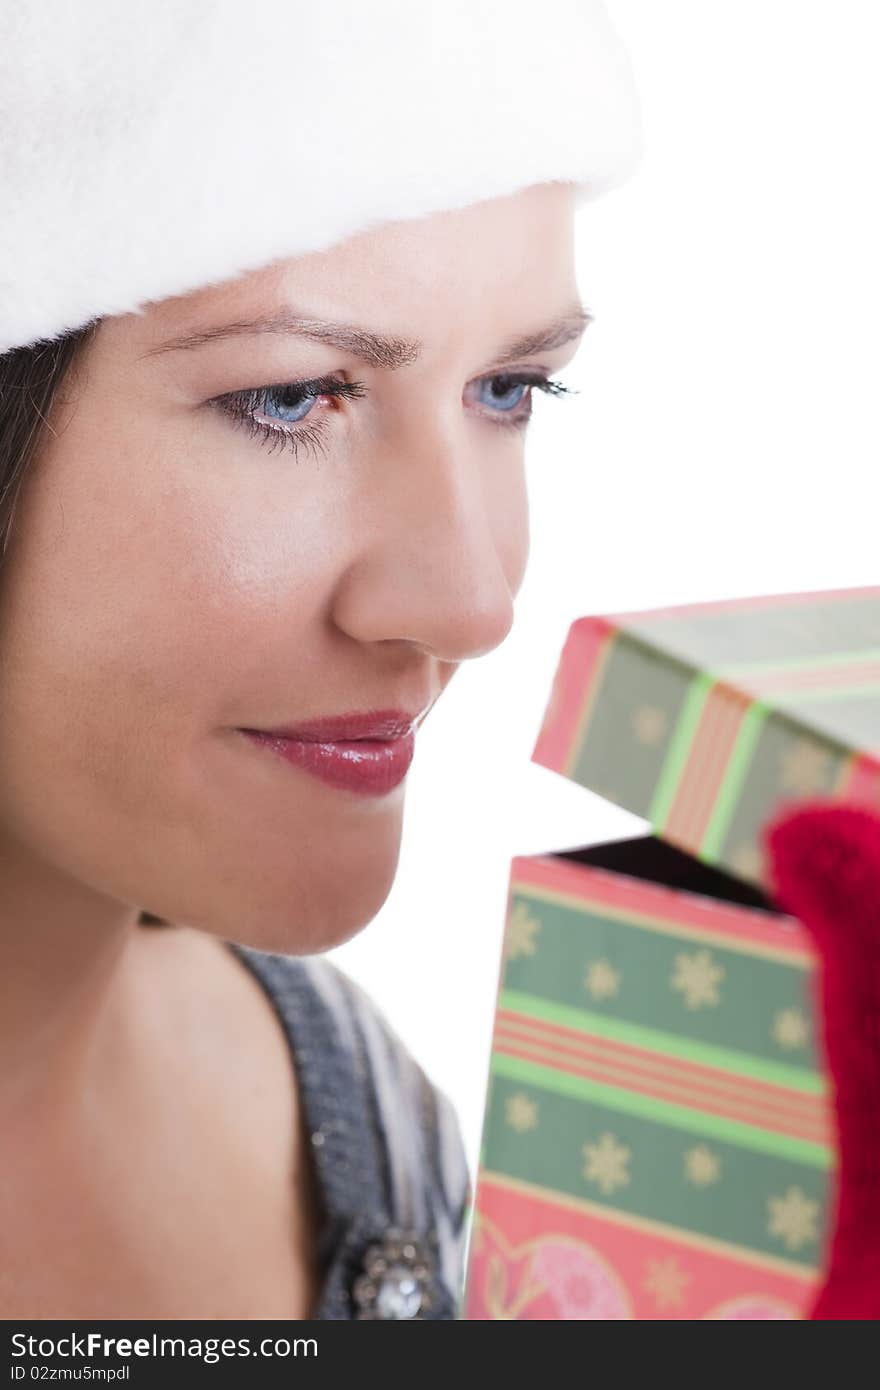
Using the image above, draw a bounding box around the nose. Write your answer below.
[329,416,526,662]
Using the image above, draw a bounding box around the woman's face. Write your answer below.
[0,182,584,953]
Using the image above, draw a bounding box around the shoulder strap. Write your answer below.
[227,941,471,1318]
[314,957,473,1297]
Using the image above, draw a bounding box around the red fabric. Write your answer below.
[765,802,880,1319]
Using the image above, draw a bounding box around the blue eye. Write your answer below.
[259,381,322,426]
[468,372,576,429]
[475,376,531,413]
[212,374,366,460]
[212,369,575,461]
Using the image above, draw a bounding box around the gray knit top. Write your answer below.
[225,941,472,1320]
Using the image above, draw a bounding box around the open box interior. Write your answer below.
[553,835,779,916]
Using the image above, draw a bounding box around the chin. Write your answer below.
[135,785,407,956]
[228,896,390,959]
[201,843,402,959]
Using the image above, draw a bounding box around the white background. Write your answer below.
[328,0,880,1183]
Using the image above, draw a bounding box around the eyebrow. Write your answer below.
[139,301,593,369]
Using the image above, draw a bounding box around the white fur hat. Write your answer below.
[0,1,642,355]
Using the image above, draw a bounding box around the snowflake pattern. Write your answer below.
[632,704,669,747]
[683,1143,721,1188]
[505,1092,538,1133]
[582,1132,631,1196]
[505,902,542,962]
[643,1256,690,1309]
[779,739,832,795]
[584,959,621,1002]
[767,1186,820,1252]
[772,1007,810,1051]
[670,948,725,1010]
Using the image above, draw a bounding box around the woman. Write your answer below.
[0,1,640,1319]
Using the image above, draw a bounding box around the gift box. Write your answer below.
[464,585,880,1319]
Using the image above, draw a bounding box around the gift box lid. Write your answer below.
[532,585,880,890]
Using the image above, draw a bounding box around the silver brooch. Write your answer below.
[351,1226,439,1320]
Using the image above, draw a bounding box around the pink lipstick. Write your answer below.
[237,708,422,797]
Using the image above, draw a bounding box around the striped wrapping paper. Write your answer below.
[463,853,834,1319]
[532,585,880,890]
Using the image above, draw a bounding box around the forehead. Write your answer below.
[139,182,578,348]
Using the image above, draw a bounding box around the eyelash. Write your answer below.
[210,371,576,462]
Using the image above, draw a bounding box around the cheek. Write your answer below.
[0,421,338,731]
[0,412,409,952]
[0,430,339,913]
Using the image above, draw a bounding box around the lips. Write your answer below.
[236,706,428,797]
[242,708,424,743]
